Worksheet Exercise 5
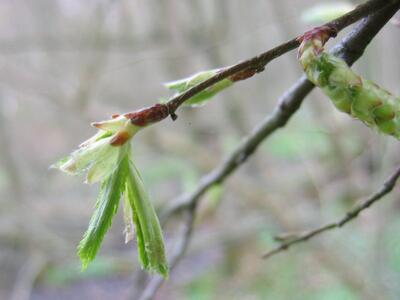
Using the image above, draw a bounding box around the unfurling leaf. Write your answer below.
[165,68,233,106]
[52,109,169,277]
[123,190,135,244]
[125,157,168,277]
[78,160,128,269]
[51,114,138,183]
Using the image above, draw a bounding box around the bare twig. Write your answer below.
[136,2,400,299]
[263,166,400,259]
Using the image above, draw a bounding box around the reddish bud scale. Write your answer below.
[124,104,169,127]
[297,25,337,57]
[110,131,130,146]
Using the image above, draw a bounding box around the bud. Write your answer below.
[298,26,400,139]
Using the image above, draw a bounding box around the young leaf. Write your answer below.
[85,143,129,184]
[52,110,170,275]
[122,189,135,244]
[125,157,168,277]
[54,137,115,176]
[165,69,220,93]
[53,113,140,183]
[165,69,233,107]
[77,160,128,269]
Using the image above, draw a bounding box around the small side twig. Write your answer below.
[263,166,400,259]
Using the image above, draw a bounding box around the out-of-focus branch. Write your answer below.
[263,166,400,259]
[0,98,23,202]
[136,2,400,299]
[162,77,312,219]
[138,206,197,300]
[9,254,47,300]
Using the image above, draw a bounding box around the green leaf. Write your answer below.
[54,137,114,176]
[165,70,218,93]
[125,157,168,277]
[86,143,129,184]
[165,69,233,107]
[184,79,233,106]
[50,155,71,170]
[77,158,128,269]
[79,130,113,148]
[164,78,190,92]
[122,191,134,244]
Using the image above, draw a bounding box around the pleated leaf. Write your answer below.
[125,157,168,278]
[165,69,233,107]
[77,159,128,269]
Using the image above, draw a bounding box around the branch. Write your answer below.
[162,0,400,219]
[136,2,400,300]
[164,0,393,115]
[262,166,400,259]
[117,0,393,125]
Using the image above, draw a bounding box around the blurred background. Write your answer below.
[1,0,400,299]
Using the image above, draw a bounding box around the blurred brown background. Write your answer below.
[1,0,400,299]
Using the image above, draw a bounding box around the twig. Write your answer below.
[262,166,400,259]
[164,0,394,115]
[162,0,400,219]
[117,0,394,124]
[136,2,400,299]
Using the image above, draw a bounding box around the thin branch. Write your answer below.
[262,166,400,259]
[164,0,394,115]
[114,0,393,124]
[162,1,400,219]
[136,2,400,299]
